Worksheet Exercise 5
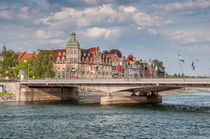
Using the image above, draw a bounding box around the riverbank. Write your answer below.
[0,95,16,102]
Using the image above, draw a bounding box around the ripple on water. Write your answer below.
[1,90,210,138]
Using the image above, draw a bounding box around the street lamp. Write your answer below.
[164,56,167,78]
[28,63,30,80]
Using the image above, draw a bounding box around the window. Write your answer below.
[74,50,77,54]
[84,53,86,56]
[71,50,73,54]
[63,52,66,55]
[59,52,61,56]
[70,58,73,62]
[62,73,65,78]
[82,57,85,62]
[74,58,77,63]
[58,66,60,69]
[72,66,76,71]
[67,50,69,54]
[62,57,65,63]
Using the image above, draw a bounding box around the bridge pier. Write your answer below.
[100,95,162,105]
[18,85,78,101]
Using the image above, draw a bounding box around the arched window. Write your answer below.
[57,57,60,63]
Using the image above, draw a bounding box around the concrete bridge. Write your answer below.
[18,78,210,104]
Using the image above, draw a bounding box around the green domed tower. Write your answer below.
[66,32,81,78]
[66,32,80,48]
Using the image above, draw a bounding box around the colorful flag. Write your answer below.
[129,56,134,64]
[117,64,122,72]
[153,63,159,72]
[192,61,195,71]
[178,53,184,63]
[88,61,95,73]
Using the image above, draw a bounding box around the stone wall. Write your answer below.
[0,82,78,102]
[0,82,20,100]
[19,85,78,101]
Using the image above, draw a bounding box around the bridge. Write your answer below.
[19,78,210,104]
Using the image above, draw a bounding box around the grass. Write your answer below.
[0,92,13,96]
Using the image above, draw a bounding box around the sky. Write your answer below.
[0,0,210,76]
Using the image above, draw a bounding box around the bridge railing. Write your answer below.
[21,78,210,84]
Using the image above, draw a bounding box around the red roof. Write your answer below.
[16,51,35,61]
[51,49,66,61]
[87,47,96,51]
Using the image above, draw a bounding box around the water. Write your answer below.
[1,90,210,138]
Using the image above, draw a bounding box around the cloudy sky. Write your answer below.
[0,0,210,76]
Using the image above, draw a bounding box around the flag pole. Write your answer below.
[178,52,185,81]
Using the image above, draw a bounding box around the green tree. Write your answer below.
[13,58,34,79]
[33,50,55,78]
[0,48,17,79]
[153,59,165,77]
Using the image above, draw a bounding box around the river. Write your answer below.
[0,90,210,138]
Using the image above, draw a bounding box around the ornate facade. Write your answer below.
[53,32,116,79]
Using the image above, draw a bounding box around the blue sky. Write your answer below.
[0,0,210,76]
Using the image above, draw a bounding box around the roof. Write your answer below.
[51,49,66,61]
[87,47,96,51]
[16,51,35,61]
[66,32,80,49]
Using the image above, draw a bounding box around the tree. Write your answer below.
[153,59,165,77]
[33,50,55,78]
[109,49,122,58]
[0,48,17,79]
[13,57,34,79]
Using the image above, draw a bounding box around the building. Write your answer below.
[51,32,115,79]
[16,51,35,62]
[12,32,159,79]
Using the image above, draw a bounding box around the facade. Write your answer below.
[52,32,114,79]
[12,32,159,79]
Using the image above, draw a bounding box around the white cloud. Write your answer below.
[79,27,121,39]
[36,30,49,39]
[0,10,12,19]
[167,29,210,44]
[152,0,210,12]
[36,4,165,29]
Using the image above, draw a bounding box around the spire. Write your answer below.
[2,43,6,52]
[71,32,76,41]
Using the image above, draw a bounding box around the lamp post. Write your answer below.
[164,56,167,78]
[28,63,30,80]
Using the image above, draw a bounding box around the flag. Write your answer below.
[192,61,195,71]
[153,63,159,72]
[88,61,95,73]
[178,53,184,63]
[129,56,134,64]
[117,64,122,72]
[114,52,118,61]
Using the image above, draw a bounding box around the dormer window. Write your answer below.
[58,52,61,56]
